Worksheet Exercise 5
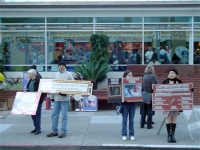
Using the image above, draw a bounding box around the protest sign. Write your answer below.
[152,83,193,111]
[122,77,142,102]
[11,92,41,115]
[38,79,91,95]
[108,78,122,103]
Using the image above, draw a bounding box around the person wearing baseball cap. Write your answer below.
[47,61,74,138]
[162,68,182,143]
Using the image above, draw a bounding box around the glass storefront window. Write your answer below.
[47,24,93,30]
[96,31,143,69]
[144,17,191,23]
[1,32,45,65]
[144,24,192,30]
[194,31,200,64]
[4,65,45,72]
[0,18,45,23]
[47,31,92,65]
[144,31,191,65]
[96,17,142,23]
[47,17,93,23]
[95,24,142,30]
[0,24,45,30]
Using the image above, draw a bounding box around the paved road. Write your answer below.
[0,105,200,150]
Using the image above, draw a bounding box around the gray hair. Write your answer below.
[27,69,37,76]
[144,65,154,74]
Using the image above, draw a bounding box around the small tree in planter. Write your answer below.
[73,60,111,89]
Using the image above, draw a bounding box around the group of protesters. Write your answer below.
[121,66,182,143]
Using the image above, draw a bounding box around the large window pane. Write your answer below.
[47,31,92,66]
[47,24,93,30]
[47,17,93,23]
[144,24,191,30]
[144,31,190,64]
[0,18,45,23]
[95,24,142,30]
[144,17,191,23]
[96,17,142,23]
[194,31,200,64]
[97,31,143,69]
[0,24,45,30]
[1,32,45,65]
[194,16,200,22]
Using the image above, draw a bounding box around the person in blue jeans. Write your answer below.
[27,69,46,135]
[121,70,136,141]
[47,61,74,138]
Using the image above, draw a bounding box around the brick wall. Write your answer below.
[127,65,200,105]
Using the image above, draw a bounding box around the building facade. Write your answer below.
[0,0,200,75]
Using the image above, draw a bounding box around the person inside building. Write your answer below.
[140,65,158,129]
[145,47,153,64]
[47,61,74,138]
[121,70,136,141]
[162,68,182,143]
[30,65,42,79]
[27,69,46,135]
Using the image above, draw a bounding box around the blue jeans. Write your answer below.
[51,101,69,133]
[140,102,152,128]
[121,103,136,137]
[31,103,42,131]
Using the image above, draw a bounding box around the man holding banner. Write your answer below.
[47,61,74,138]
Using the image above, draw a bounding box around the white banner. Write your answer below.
[187,121,200,131]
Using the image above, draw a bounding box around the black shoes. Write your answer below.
[47,132,58,137]
[34,131,41,135]
[30,129,36,133]
[58,133,66,138]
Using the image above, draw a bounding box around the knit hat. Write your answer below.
[169,68,178,75]
[58,61,66,68]
[30,65,37,70]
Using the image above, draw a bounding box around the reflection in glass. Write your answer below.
[144,31,190,65]
[194,31,200,64]
[1,32,45,65]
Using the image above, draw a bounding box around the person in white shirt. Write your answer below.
[145,47,153,64]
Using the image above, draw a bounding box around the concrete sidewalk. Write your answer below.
[0,105,200,150]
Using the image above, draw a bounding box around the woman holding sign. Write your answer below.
[121,70,136,141]
[163,68,182,143]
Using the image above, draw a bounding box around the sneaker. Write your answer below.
[34,130,41,135]
[30,129,36,133]
[58,133,66,138]
[47,132,58,137]
[130,136,135,141]
[122,136,127,141]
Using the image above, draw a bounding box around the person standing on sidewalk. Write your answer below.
[121,70,136,141]
[47,61,74,138]
[140,65,158,129]
[27,69,46,135]
[162,68,182,143]
[30,65,42,79]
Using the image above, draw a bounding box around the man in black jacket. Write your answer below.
[30,65,42,79]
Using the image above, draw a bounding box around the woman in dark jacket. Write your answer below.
[27,69,46,135]
[162,68,182,143]
[140,65,158,129]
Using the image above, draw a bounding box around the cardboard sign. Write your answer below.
[122,77,142,102]
[38,79,91,95]
[152,83,193,111]
[11,92,41,115]
[108,78,122,103]
[187,121,200,131]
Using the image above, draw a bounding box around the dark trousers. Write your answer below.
[31,103,42,131]
[140,102,152,128]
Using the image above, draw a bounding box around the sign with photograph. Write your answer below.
[152,83,193,111]
[83,95,98,111]
[108,78,122,103]
[11,92,41,115]
[38,79,91,95]
[122,77,142,102]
